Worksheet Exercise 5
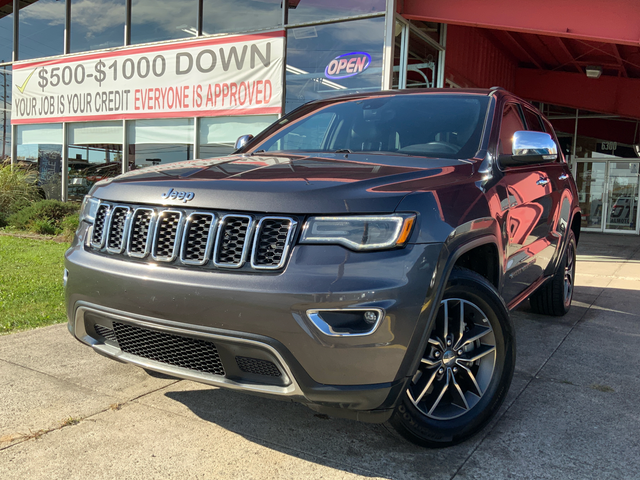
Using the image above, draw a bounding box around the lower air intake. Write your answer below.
[236,356,281,377]
[112,322,225,376]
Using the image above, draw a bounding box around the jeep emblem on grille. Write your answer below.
[161,188,195,203]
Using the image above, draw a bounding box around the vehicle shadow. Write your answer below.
[164,386,483,479]
[164,282,639,479]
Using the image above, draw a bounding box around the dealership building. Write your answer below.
[1,0,639,234]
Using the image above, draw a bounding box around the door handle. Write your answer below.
[558,173,570,180]
[536,178,550,186]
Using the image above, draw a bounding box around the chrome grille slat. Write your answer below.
[90,202,295,271]
[127,208,155,258]
[106,206,131,254]
[180,213,216,265]
[152,211,183,262]
[213,215,253,268]
[251,217,298,270]
[90,204,111,248]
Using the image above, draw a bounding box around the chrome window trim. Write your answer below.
[106,205,132,254]
[90,203,112,249]
[213,214,254,269]
[126,208,156,259]
[306,308,385,337]
[180,212,217,266]
[151,210,184,262]
[250,216,298,270]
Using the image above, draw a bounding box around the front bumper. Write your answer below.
[66,224,445,419]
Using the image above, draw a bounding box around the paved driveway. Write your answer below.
[1,232,639,479]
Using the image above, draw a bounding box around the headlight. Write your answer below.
[79,196,100,224]
[300,214,415,251]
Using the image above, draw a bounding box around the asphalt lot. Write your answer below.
[1,232,639,479]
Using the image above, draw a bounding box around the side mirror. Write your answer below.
[499,131,558,168]
[234,134,254,150]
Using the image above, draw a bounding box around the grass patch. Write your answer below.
[0,236,69,334]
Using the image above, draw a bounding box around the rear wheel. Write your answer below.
[387,268,515,448]
[530,230,577,316]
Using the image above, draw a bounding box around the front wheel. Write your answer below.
[387,268,516,448]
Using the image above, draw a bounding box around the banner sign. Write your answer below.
[12,31,284,125]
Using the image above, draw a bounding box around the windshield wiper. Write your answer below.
[334,149,352,154]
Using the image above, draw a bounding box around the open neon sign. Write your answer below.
[324,52,371,80]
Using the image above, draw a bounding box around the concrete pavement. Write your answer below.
[1,232,639,479]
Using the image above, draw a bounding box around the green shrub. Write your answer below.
[7,199,80,234]
[0,165,40,217]
[31,219,58,235]
[60,214,80,241]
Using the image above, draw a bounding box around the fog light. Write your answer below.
[364,311,378,324]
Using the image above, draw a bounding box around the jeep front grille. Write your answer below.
[112,321,225,376]
[89,202,297,271]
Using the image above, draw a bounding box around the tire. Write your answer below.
[387,268,516,448]
[530,230,577,316]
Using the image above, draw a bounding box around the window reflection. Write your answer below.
[0,5,12,64]
[128,119,194,168]
[16,124,63,200]
[202,0,282,36]
[285,17,385,112]
[19,0,65,60]
[67,121,123,201]
[199,115,277,158]
[288,0,385,25]
[71,0,125,53]
[131,0,198,45]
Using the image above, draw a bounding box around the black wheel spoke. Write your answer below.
[427,372,450,416]
[459,344,496,363]
[456,362,483,397]
[450,370,470,411]
[454,324,492,351]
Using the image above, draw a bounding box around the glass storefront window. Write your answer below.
[285,17,385,112]
[131,0,199,45]
[19,0,65,60]
[128,118,194,169]
[576,161,606,230]
[67,121,123,201]
[287,0,385,25]
[1,65,10,162]
[16,123,63,200]
[0,5,12,64]
[199,115,277,158]
[605,162,639,231]
[202,0,282,36]
[71,0,125,53]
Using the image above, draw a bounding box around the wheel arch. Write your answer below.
[398,234,504,384]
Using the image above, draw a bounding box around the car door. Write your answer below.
[499,102,560,305]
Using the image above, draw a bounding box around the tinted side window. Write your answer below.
[522,108,545,132]
[499,103,525,155]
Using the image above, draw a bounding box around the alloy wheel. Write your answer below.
[407,298,497,420]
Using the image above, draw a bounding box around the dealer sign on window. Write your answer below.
[12,31,284,124]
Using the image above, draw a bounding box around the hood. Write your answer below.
[91,153,474,214]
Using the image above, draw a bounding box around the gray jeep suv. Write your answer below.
[65,88,580,447]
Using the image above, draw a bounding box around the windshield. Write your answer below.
[254,94,490,159]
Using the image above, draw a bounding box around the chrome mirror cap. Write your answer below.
[512,131,557,159]
[234,134,254,150]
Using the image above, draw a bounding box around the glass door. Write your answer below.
[604,162,640,233]
[575,161,607,231]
